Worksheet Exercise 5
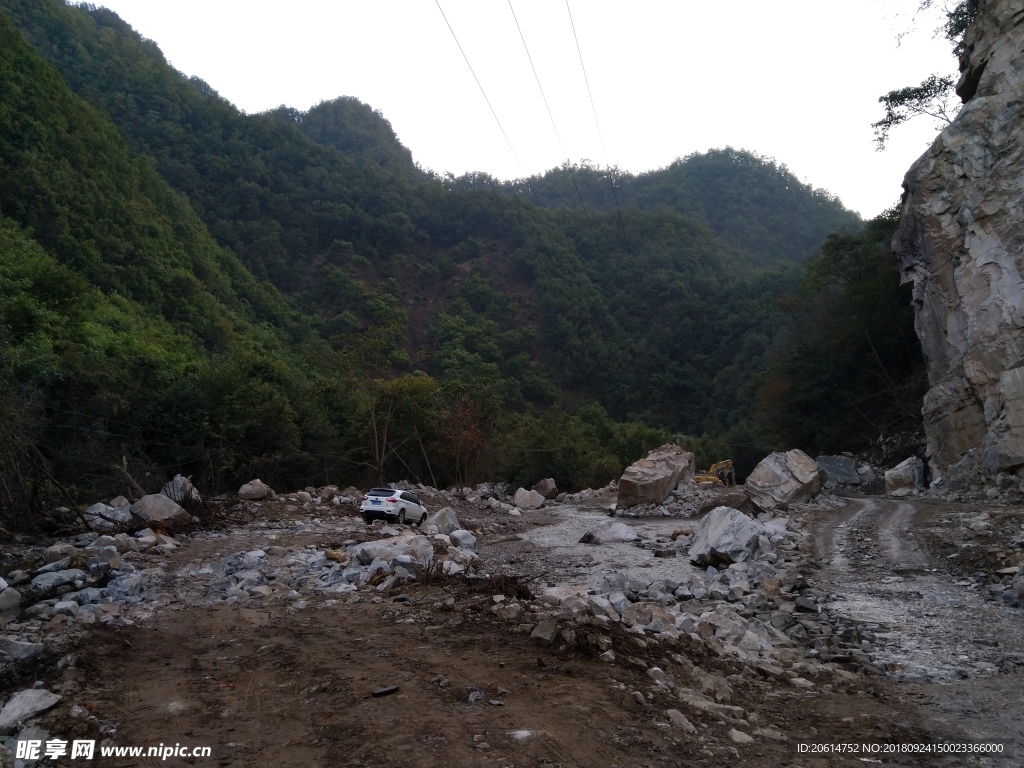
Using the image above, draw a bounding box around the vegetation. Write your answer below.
[0,0,927,529]
[872,0,979,149]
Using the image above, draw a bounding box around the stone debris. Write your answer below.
[617,444,695,509]
[425,507,461,535]
[744,450,825,511]
[161,474,202,504]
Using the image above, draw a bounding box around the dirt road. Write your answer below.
[815,496,1024,763]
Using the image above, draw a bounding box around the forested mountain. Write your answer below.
[450,150,862,266]
[0,0,915,527]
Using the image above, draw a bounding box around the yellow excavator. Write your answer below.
[694,459,735,486]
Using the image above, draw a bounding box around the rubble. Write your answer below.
[616,444,695,508]
[744,450,825,511]
[0,689,61,734]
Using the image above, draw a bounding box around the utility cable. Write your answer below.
[565,0,628,239]
[434,0,541,206]
[506,0,594,232]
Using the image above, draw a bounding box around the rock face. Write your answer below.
[688,506,769,566]
[885,456,925,496]
[617,444,695,508]
[893,0,1024,481]
[744,450,825,511]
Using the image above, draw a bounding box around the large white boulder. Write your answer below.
[238,479,273,501]
[130,494,192,529]
[513,488,545,509]
[744,450,825,511]
[688,506,769,566]
[885,456,924,496]
[617,444,695,508]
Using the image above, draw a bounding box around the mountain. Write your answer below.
[451,150,862,266]
[0,0,890,522]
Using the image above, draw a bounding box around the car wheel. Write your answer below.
[398,509,406,525]
[417,510,426,526]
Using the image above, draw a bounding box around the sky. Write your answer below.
[93,0,958,219]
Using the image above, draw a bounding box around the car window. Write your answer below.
[367,489,393,497]
[407,493,420,505]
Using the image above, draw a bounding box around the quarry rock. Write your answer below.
[513,488,545,509]
[744,450,825,510]
[893,0,1024,479]
[84,502,132,532]
[688,506,770,566]
[130,494,191,529]
[885,456,925,495]
[617,444,695,508]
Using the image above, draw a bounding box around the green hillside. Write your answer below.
[0,1,917,527]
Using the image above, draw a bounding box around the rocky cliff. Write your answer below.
[893,0,1024,484]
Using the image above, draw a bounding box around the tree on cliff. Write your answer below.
[872,0,979,149]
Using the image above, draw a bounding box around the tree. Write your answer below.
[872,0,978,150]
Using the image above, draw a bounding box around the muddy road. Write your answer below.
[816,496,1024,762]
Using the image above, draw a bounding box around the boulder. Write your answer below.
[425,507,460,535]
[688,506,769,566]
[238,479,273,501]
[530,619,559,645]
[885,456,925,496]
[0,638,42,661]
[161,474,201,504]
[513,488,545,510]
[815,455,861,487]
[617,444,695,508]
[0,689,61,735]
[744,450,825,511]
[130,494,192,529]
[578,522,639,545]
[533,478,558,499]
[30,569,85,594]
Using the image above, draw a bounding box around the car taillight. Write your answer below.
[362,495,368,500]
[387,497,397,502]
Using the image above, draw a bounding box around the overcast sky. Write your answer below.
[94,0,958,218]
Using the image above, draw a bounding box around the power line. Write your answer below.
[433,0,541,206]
[506,0,594,232]
[565,0,628,239]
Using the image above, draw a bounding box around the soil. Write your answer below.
[5,492,1024,768]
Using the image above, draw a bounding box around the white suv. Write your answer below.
[360,488,429,525]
